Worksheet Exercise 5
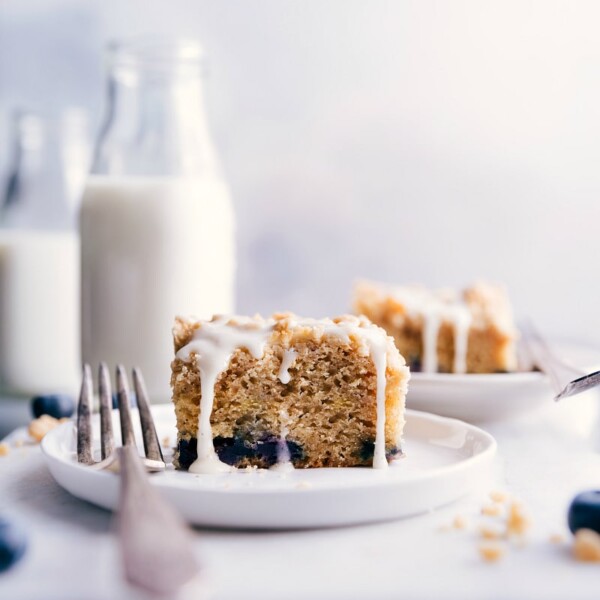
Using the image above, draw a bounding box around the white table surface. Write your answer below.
[2,392,600,600]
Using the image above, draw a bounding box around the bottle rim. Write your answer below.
[107,36,205,72]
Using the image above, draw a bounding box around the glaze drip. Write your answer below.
[270,410,294,473]
[277,348,297,384]
[390,287,472,374]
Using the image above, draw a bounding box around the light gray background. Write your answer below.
[2,1,599,344]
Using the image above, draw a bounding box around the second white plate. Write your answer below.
[407,340,600,422]
[41,405,496,529]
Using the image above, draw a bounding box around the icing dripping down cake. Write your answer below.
[171,313,410,473]
[353,280,518,374]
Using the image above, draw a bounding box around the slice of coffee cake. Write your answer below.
[171,313,409,473]
[354,280,518,374]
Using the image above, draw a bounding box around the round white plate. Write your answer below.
[41,405,496,529]
[407,341,600,423]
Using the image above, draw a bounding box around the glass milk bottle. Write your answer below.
[81,38,235,402]
[0,110,88,395]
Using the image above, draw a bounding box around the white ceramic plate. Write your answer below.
[41,405,496,529]
[407,341,600,423]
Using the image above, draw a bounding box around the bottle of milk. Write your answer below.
[81,38,235,402]
[0,110,89,396]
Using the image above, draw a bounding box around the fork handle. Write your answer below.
[117,446,200,595]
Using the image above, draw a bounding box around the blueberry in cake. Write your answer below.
[353,280,518,374]
[171,313,410,473]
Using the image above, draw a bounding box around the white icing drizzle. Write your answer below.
[270,410,295,473]
[277,348,297,384]
[368,336,389,469]
[422,308,441,373]
[390,286,472,374]
[176,316,275,474]
[450,308,472,374]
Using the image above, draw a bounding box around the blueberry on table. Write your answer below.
[0,517,27,573]
[31,394,75,419]
[568,491,600,534]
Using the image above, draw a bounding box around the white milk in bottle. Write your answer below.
[81,176,234,400]
[81,39,235,401]
[0,231,80,394]
[0,111,87,395]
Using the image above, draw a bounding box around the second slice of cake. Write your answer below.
[171,313,409,473]
[354,280,518,374]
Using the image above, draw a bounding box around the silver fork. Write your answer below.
[77,363,201,596]
[521,321,600,401]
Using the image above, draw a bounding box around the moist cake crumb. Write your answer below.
[573,529,600,562]
[0,443,10,457]
[549,533,565,544]
[453,515,468,530]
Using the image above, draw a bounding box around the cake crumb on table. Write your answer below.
[489,490,509,503]
[28,415,67,442]
[480,525,503,540]
[0,442,10,457]
[549,533,565,544]
[453,515,468,530]
[295,481,312,490]
[506,502,531,536]
[478,543,506,562]
[573,529,600,562]
[481,503,503,517]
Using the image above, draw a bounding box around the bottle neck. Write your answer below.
[2,112,88,231]
[93,67,220,178]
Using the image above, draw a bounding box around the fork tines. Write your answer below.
[77,364,165,470]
